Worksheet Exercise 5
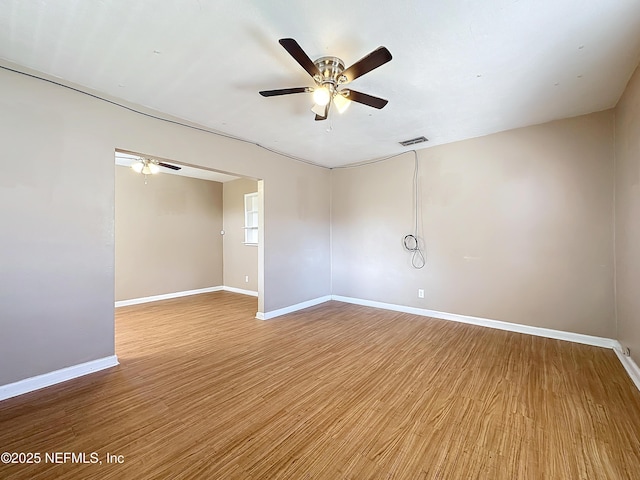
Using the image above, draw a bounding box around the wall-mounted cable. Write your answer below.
[403,150,425,269]
[0,64,323,169]
[2,64,433,172]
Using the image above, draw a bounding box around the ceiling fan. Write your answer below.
[130,157,182,175]
[259,38,392,121]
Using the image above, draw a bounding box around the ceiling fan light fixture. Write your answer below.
[133,157,160,175]
[312,86,331,106]
[261,39,392,121]
[311,102,327,117]
[333,93,351,114]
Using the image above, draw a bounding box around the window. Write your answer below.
[244,192,258,245]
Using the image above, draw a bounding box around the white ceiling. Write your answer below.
[1,0,640,168]
[115,152,240,182]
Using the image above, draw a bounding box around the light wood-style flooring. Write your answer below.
[1,291,640,479]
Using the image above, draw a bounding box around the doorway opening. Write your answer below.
[113,149,264,318]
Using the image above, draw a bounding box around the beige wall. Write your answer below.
[615,64,640,364]
[332,111,616,337]
[115,165,223,301]
[2,58,634,389]
[223,178,259,292]
[1,72,115,385]
[0,66,331,386]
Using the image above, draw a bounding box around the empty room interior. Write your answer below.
[1,1,640,479]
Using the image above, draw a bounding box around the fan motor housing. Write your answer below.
[313,56,346,86]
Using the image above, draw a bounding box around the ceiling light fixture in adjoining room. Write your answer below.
[131,158,160,175]
[130,157,182,176]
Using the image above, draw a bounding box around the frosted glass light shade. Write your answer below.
[312,87,331,106]
[133,159,160,175]
[333,94,351,114]
[311,103,327,117]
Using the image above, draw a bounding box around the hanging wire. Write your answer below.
[5,64,426,266]
[0,64,321,169]
[1,64,428,173]
[403,150,425,269]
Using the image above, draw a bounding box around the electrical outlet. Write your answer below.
[418,289,424,299]
[245,275,249,283]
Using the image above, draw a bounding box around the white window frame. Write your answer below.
[243,192,258,245]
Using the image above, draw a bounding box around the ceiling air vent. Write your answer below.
[399,136,428,147]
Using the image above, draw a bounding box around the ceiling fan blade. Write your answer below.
[158,162,181,171]
[344,89,388,109]
[279,38,321,78]
[259,87,309,97]
[341,47,392,83]
[314,104,329,121]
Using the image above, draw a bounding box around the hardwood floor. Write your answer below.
[1,291,640,479]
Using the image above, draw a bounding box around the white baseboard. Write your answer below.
[258,295,332,320]
[0,355,119,402]
[115,286,223,307]
[112,289,640,393]
[613,347,640,392]
[223,286,258,297]
[331,295,618,349]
